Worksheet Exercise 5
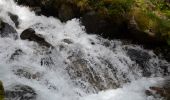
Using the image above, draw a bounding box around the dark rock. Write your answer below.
[41,56,54,66]
[13,68,42,80]
[145,90,153,96]
[15,0,41,7]
[20,28,52,48]
[154,46,170,62]
[62,38,73,44]
[0,81,4,100]
[5,84,37,100]
[8,12,19,28]
[30,7,42,15]
[81,11,127,39]
[58,4,76,22]
[0,20,18,39]
[10,49,24,61]
[126,48,152,76]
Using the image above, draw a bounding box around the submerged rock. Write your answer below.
[0,20,18,39]
[0,81,4,100]
[20,28,52,48]
[126,48,152,76]
[10,49,24,61]
[13,68,42,80]
[5,84,37,100]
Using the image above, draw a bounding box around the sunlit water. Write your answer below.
[0,0,169,100]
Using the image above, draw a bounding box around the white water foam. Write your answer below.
[0,0,169,100]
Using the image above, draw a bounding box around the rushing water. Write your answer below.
[0,0,169,100]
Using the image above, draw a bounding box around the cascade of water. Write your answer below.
[0,0,169,100]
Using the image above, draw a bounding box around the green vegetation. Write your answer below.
[22,0,170,45]
[130,0,170,44]
[72,0,170,44]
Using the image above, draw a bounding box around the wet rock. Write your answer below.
[146,78,170,99]
[126,48,152,76]
[67,58,106,92]
[154,46,170,62]
[0,81,5,100]
[62,39,73,44]
[10,49,24,61]
[0,20,18,39]
[41,56,54,66]
[8,12,19,28]
[66,55,121,92]
[13,68,42,80]
[81,11,126,39]
[20,28,52,48]
[58,4,76,22]
[15,0,41,7]
[5,84,37,100]
[30,7,42,15]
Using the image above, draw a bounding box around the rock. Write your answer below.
[81,11,127,39]
[62,38,73,44]
[15,0,41,7]
[154,46,170,62]
[0,20,18,40]
[126,48,152,76]
[0,81,4,100]
[41,56,54,66]
[127,16,166,45]
[20,28,52,48]
[30,7,42,15]
[145,77,170,99]
[13,68,42,80]
[10,49,24,61]
[5,84,37,100]
[58,4,76,22]
[8,12,19,28]
[66,54,122,92]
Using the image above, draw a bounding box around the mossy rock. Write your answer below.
[0,81,4,100]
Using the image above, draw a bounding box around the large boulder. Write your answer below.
[0,81,4,100]
[5,84,37,100]
[0,20,18,40]
[127,16,166,45]
[20,28,52,48]
[81,11,127,39]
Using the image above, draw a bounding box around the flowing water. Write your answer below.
[0,0,169,100]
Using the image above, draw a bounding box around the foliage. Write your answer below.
[129,0,170,45]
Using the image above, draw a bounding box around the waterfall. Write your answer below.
[0,0,169,100]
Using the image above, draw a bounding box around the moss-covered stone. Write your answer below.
[15,0,170,46]
[0,81,4,100]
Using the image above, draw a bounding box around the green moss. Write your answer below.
[61,0,170,45]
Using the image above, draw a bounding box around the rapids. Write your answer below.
[0,0,169,100]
